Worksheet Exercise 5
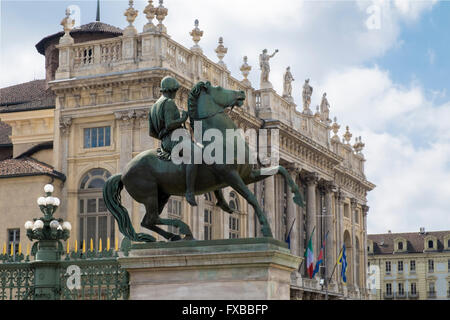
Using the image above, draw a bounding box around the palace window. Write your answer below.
[228,192,240,239]
[429,282,435,294]
[167,198,182,235]
[354,209,359,224]
[398,242,403,250]
[428,240,434,249]
[398,261,403,273]
[386,283,392,295]
[84,126,111,149]
[204,209,213,240]
[398,283,405,295]
[411,283,417,295]
[7,229,20,257]
[229,216,240,239]
[344,203,350,218]
[385,261,391,273]
[78,169,114,249]
[410,260,416,272]
[428,259,434,273]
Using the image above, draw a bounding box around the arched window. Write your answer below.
[228,192,240,211]
[428,240,434,249]
[398,242,403,250]
[78,168,114,249]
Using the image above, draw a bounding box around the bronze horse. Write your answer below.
[103,81,304,242]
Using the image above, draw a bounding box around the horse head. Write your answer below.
[188,81,245,122]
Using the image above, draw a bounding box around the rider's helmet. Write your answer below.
[160,76,180,93]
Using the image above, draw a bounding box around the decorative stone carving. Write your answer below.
[331,117,340,142]
[155,0,168,33]
[343,126,352,145]
[302,79,313,115]
[240,56,252,86]
[320,93,331,124]
[215,37,228,69]
[361,205,369,217]
[304,172,319,186]
[60,116,72,136]
[143,0,158,32]
[59,8,75,45]
[350,198,358,209]
[190,19,203,53]
[353,136,365,154]
[282,67,295,101]
[124,0,138,35]
[259,48,278,89]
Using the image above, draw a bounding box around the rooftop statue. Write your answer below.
[259,49,278,88]
[302,79,313,114]
[283,66,295,100]
[103,77,304,242]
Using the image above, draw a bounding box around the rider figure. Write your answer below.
[149,76,198,206]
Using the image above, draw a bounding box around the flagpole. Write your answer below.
[328,246,344,283]
[303,226,316,277]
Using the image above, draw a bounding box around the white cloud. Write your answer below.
[315,66,450,233]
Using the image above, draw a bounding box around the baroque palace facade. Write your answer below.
[368,229,450,300]
[0,1,375,299]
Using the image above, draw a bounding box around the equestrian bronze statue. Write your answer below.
[103,77,304,242]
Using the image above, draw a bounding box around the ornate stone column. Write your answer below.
[336,190,344,284]
[350,198,358,288]
[264,176,276,237]
[59,116,72,221]
[286,165,300,256]
[304,172,318,261]
[319,181,335,282]
[362,204,369,296]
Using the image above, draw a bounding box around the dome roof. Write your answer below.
[35,22,123,55]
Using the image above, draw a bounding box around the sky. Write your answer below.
[1,0,449,234]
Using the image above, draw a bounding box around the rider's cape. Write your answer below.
[148,96,170,140]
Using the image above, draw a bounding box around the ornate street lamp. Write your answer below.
[23,184,72,300]
[25,184,70,246]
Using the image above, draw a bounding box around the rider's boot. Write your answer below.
[185,164,198,206]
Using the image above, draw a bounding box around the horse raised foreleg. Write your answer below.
[248,166,305,208]
[222,170,273,237]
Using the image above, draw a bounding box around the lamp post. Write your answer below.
[24,184,71,300]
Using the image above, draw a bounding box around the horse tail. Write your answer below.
[103,174,155,242]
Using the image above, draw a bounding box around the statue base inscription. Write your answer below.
[118,237,302,300]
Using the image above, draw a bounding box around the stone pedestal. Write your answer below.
[118,238,302,300]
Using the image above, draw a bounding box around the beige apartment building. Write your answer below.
[368,229,450,300]
[0,1,375,299]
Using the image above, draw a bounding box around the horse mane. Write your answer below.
[187,81,208,124]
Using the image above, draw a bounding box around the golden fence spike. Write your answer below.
[18,243,22,255]
[90,238,94,252]
[10,243,13,256]
[66,240,70,254]
[26,243,30,256]
[82,240,86,253]
[107,238,111,251]
[99,238,102,253]
[75,239,78,253]
[115,237,118,252]
[2,242,5,255]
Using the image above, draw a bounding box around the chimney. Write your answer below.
[419,227,425,234]
[388,230,391,234]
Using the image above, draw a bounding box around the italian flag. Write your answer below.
[305,229,315,279]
